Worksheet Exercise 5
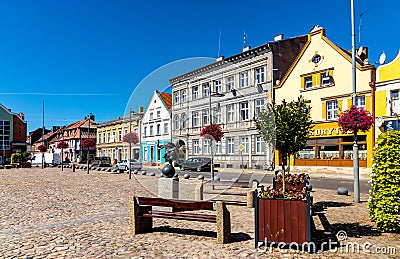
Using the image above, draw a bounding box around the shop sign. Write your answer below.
[384,120,399,131]
[309,127,342,137]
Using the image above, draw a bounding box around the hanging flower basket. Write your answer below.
[123,132,139,144]
[200,123,224,142]
[57,141,69,149]
[81,138,96,148]
[38,144,48,153]
[338,105,374,133]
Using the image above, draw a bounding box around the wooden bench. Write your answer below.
[195,180,259,208]
[129,196,231,244]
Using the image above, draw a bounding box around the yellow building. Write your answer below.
[375,51,400,136]
[274,26,375,168]
[96,110,143,163]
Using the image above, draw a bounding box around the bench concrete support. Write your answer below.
[216,201,231,244]
[129,197,152,235]
[195,180,204,201]
[246,181,259,208]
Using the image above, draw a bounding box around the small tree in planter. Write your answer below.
[81,138,96,174]
[123,132,139,179]
[11,153,22,167]
[38,144,48,169]
[256,96,313,192]
[338,105,373,203]
[57,141,69,171]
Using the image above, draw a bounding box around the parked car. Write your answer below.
[91,156,112,167]
[116,159,142,171]
[179,157,211,172]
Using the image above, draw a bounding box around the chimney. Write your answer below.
[274,34,284,41]
[216,56,224,62]
[242,46,250,52]
[18,112,25,120]
[139,106,144,113]
[89,114,95,121]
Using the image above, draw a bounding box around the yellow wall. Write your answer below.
[377,51,400,82]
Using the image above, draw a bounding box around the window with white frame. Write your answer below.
[103,133,106,143]
[181,90,187,102]
[108,132,111,142]
[256,67,265,84]
[215,106,222,124]
[124,128,128,135]
[327,100,338,120]
[112,131,116,142]
[134,128,138,135]
[174,115,180,130]
[226,76,234,91]
[157,110,160,118]
[193,140,199,154]
[181,113,187,128]
[143,127,147,137]
[355,96,366,110]
[215,142,222,154]
[192,111,199,127]
[214,80,222,93]
[203,83,210,97]
[227,138,234,154]
[203,109,210,125]
[156,124,161,135]
[321,73,331,86]
[124,148,128,159]
[164,123,169,134]
[255,99,265,117]
[193,86,199,100]
[98,134,101,143]
[227,104,235,122]
[256,136,265,153]
[240,102,249,120]
[203,140,211,154]
[304,76,313,89]
[174,91,180,104]
[240,71,249,87]
[150,112,153,120]
[241,137,249,154]
[118,130,122,142]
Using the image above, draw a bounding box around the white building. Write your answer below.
[170,34,307,169]
[140,91,172,164]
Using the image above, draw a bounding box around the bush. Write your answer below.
[368,130,400,233]
[11,153,22,164]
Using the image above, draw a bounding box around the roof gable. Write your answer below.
[377,50,400,82]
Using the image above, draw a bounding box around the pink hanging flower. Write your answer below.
[338,105,374,133]
[57,141,69,149]
[38,144,47,153]
[200,123,224,142]
[123,132,139,144]
[81,138,96,148]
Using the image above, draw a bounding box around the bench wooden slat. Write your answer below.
[204,190,247,196]
[137,197,215,210]
[143,211,216,223]
[203,181,250,188]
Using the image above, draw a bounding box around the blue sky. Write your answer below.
[0,0,398,132]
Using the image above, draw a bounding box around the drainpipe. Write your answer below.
[370,81,376,149]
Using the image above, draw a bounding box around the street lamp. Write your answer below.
[208,86,225,183]
[87,113,92,174]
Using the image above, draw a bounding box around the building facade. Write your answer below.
[274,26,376,168]
[96,110,143,162]
[140,91,172,165]
[170,34,307,169]
[0,104,27,164]
[375,50,400,135]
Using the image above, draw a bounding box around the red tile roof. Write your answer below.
[158,92,172,111]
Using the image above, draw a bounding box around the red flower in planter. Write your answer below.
[38,144,47,152]
[81,138,96,148]
[57,141,69,149]
[200,123,224,142]
[338,105,374,133]
[123,132,139,144]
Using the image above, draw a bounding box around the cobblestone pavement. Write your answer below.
[1,167,399,258]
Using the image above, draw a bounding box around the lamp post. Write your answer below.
[208,86,225,183]
[87,113,92,174]
[129,108,132,179]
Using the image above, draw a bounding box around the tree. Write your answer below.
[256,96,313,192]
[338,105,374,203]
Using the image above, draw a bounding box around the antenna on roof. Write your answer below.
[243,30,247,47]
[358,8,371,43]
[217,28,222,57]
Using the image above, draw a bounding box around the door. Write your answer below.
[150,146,154,162]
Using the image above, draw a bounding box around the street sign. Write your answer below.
[239,144,244,151]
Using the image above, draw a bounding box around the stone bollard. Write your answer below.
[216,201,231,244]
[246,190,254,208]
[195,180,204,201]
[72,164,75,172]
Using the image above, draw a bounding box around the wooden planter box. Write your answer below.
[254,191,312,248]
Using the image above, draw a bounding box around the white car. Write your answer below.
[116,159,142,171]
